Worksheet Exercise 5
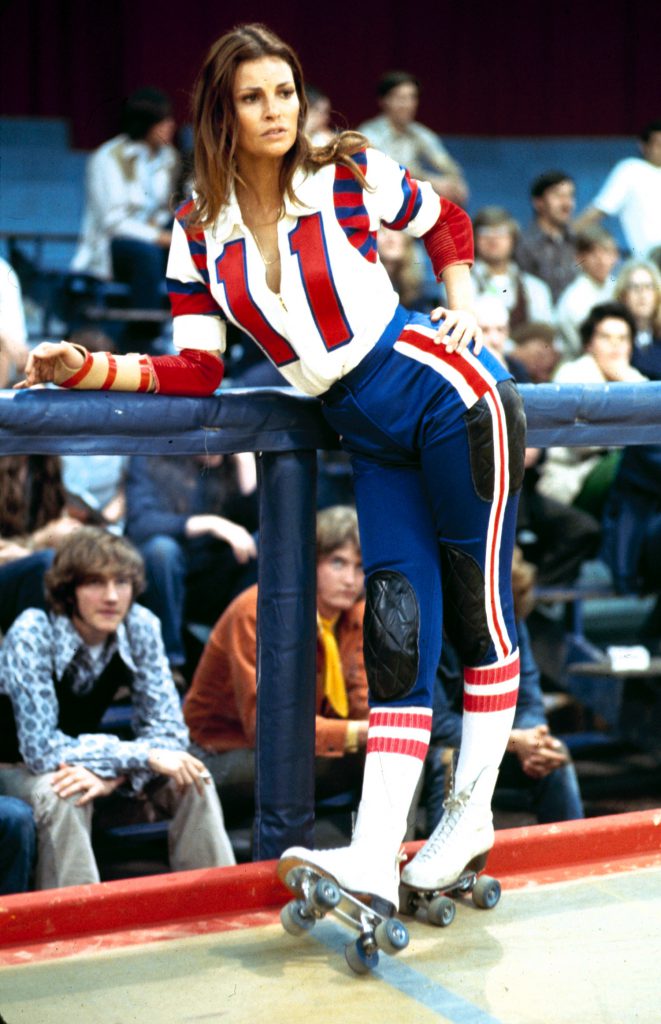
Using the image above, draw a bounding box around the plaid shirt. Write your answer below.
[0,605,189,791]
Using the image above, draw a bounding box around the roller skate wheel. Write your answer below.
[374,918,409,955]
[312,877,341,911]
[427,894,456,927]
[345,936,379,975]
[280,899,315,936]
[472,875,501,910]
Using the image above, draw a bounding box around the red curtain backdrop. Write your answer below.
[1,0,659,149]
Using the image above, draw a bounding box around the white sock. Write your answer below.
[454,650,520,795]
[354,706,432,842]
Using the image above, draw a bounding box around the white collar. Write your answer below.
[210,165,321,243]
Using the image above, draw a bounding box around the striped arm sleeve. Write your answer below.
[366,147,442,238]
[167,201,227,354]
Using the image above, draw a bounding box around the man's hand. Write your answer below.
[51,763,125,806]
[508,725,569,779]
[147,749,213,794]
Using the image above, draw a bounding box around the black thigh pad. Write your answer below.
[440,543,492,666]
[464,379,526,501]
[363,570,420,701]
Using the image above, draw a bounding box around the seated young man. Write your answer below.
[0,527,235,889]
[184,506,369,832]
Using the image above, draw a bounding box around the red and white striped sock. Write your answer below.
[454,649,520,794]
[353,706,432,843]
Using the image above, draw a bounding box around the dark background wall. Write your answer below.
[1,0,659,150]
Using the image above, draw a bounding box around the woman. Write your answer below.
[19,24,525,912]
[0,455,81,633]
[614,258,661,379]
[536,302,646,516]
[70,87,179,351]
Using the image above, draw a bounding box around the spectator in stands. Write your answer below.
[0,527,235,889]
[602,444,661,649]
[125,452,258,680]
[536,303,646,517]
[0,455,81,635]
[423,549,584,831]
[614,259,661,379]
[474,294,531,382]
[510,322,561,383]
[184,506,368,834]
[71,87,179,352]
[555,227,619,356]
[0,796,36,895]
[0,256,29,389]
[305,84,335,145]
[358,70,468,204]
[515,171,578,303]
[472,207,554,329]
[574,121,661,259]
[476,300,601,587]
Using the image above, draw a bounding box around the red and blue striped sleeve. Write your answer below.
[166,200,227,354]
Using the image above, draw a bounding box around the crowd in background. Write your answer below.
[0,72,660,895]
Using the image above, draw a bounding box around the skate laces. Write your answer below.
[417,790,471,861]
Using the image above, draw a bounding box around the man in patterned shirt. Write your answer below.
[0,527,235,889]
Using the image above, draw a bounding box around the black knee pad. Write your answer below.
[464,379,526,500]
[363,570,420,701]
[440,544,492,666]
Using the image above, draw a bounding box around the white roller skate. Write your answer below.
[401,765,498,892]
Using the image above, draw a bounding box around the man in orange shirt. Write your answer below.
[184,506,369,834]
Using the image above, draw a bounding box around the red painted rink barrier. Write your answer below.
[1,809,659,958]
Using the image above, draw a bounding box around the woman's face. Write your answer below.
[233,56,300,164]
[622,268,658,323]
[587,316,633,377]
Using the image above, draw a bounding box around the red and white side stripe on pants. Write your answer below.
[394,326,515,662]
[463,649,520,713]
[367,707,433,761]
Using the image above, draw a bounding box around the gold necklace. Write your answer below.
[249,226,281,267]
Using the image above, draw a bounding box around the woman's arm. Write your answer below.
[16,341,223,396]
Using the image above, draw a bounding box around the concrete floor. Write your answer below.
[2,865,659,1024]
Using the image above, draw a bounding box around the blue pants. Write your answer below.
[139,534,257,665]
[0,795,36,895]
[111,237,168,350]
[321,308,525,710]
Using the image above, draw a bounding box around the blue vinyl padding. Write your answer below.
[2,382,661,857]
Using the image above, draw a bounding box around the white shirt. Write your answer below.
[593,157,661,258]
[166,148,443,396]
[537,353,647,504]
[71,134,179,280]
[357,115,461,179]
[471,260,555,324]
[0,257,27,346]
[555,273,616,357]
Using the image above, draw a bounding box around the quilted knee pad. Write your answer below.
[363,570,420,701]
[464,379,526,501]
[440,544,492,666]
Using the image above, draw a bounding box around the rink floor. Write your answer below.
[1,811,660,1024]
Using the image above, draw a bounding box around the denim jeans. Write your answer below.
[0,795,36,894]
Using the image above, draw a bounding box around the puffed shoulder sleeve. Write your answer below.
[166,199,227,354]
[363,146,442,238]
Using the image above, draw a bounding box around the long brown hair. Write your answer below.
[190,23,368,229]
[0,455,66,538]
